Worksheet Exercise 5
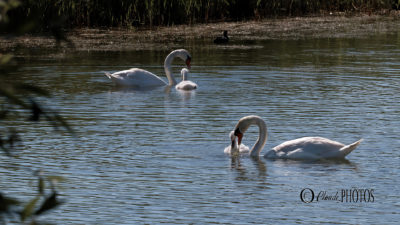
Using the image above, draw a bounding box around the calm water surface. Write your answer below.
[1,34,399,224]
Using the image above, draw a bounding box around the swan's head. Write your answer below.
[229,130,240,155]
[233,115,263,146]
[174,49,192,69]
[234,127,244,146]
[181,68,189,81]
[185,56,191,69]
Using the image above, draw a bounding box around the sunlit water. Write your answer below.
[1,34,399,224]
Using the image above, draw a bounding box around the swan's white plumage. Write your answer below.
[176,68,197,91]
[176,81,197,90]
[105,68,167,87]
[265,137,363,159]
[224,144,250,154]
[229,115,362,160]
[105,49,191,88]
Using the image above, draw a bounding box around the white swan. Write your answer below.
[105,49,191,88]
[228,115,363,159]
[175,68,197,91]
[224,131,250,155]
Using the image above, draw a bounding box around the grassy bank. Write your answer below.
[1,14,400,52]
[1,0,400,52]
[5,0,399,29]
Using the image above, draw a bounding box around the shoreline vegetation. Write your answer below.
[5,0,399,27]
[1,0,400,52]
[2,13,400,52]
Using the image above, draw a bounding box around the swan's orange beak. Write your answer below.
[186,57,191,69]
[237,133,243,146]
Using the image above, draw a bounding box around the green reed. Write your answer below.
[6,0,397,29]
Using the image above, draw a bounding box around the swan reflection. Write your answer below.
[229,155,268,182]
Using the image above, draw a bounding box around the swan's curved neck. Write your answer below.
[238,117,267,157]
[164,52,178,86]
[250,118,267,157]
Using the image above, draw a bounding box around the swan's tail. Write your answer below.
[104,72,112,79]
[339,139,363,157]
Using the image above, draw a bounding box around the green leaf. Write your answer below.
[20,196,40,222]
[38,176,45,195]
[0,54,13,65]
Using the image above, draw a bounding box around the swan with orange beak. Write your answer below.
[228,115,362,159]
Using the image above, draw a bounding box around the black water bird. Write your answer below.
[214,31,229,44]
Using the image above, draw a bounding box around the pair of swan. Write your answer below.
[105,49,197,90]
[225,115,363,160]
[104,50,362,160]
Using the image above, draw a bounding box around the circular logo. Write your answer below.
[300,188,314,203]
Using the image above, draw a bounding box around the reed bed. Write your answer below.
[8,0,397,28]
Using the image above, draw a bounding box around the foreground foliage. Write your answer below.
[1,0,72,224]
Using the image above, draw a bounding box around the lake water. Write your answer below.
[1,34,399,224]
